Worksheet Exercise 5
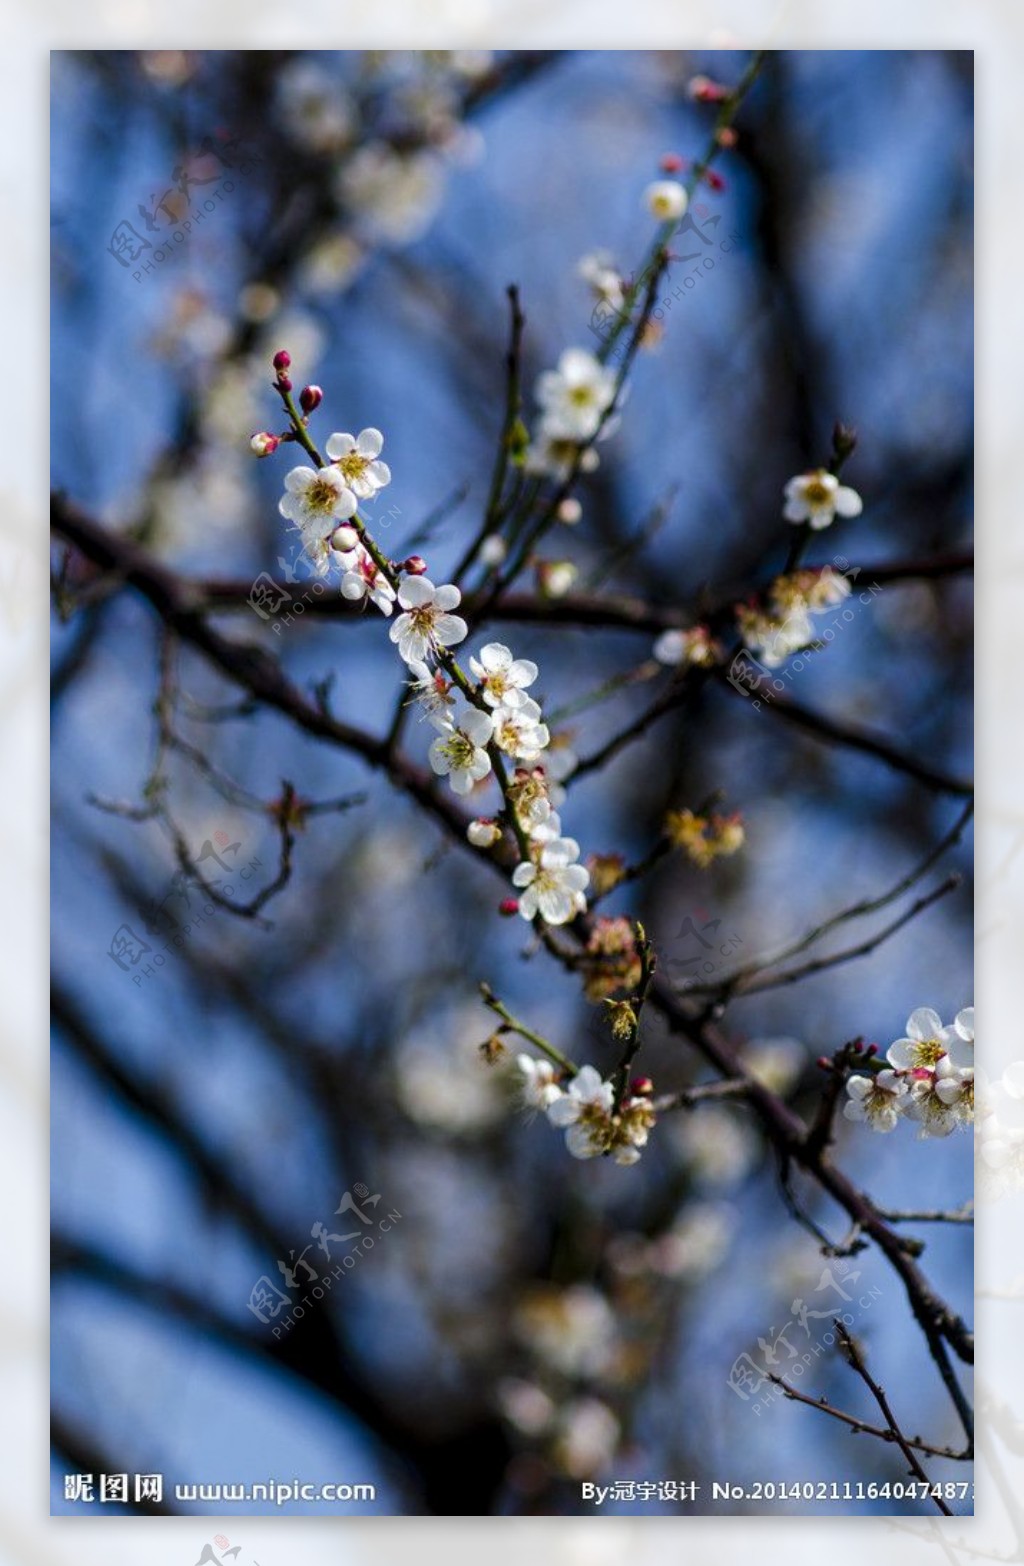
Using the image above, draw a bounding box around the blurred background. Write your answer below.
[50,49,973,1517]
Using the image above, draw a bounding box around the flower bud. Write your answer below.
[659,152,685,173]
[498,897,520,917]
[330,524,359,553]
[480,535,508,566]
[704,169,726,192]
[557,497,582,525]
[467,818,501,849]
[402,555,428,576]
[273,349,291,373]
[716,126,738,149]
[687,75,729,103]
[300,384,323,414]
[536,560,578,599]
[644,179,689,223]
[277,375,292,393]
[250,432,279,458]
[630,1076,654,1097]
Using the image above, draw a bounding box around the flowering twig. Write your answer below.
[479,983,577,1077]
[765,1372,970,1464]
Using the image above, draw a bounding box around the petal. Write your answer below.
[907,1008,944,1042]
[540,890,575,924]
[572,1065,604,1099]
[398,576,435,608]
[432,584,462,612]
[886,1041,915,1071]
[954,1007,974,1042]
[565,1123,598,1158]
[367,460,391,487]
[340,575,366,601]
[284,466,316,492]
[325,432,355,459]
[480,642,511,672]
[434,614,468,647]
[547,1096,581,1127]
[834,486,863,518]
[782,499,809,522]
[846,1076,872,1101]
[511,863,536,888]
[356,427,384,457]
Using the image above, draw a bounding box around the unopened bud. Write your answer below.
[832,421,858,461]
[557,497,582,525]
[300,384,323,414]
[402,555,428,576]
[467,818,501,849]
[688,75,729,103]
[704,169,726,192]
[480,535,508,566]
[331,524,359,553]
[816,1056,832,1071]
[864,1043,878,1057]
[630,1076,654,1097]
[498,897,520,917]
[716,126,738,149]
[536,560,578,599]
[273,349,291,373]
[659,152,685,173]
[277,375,292,393]
[250,432,279,458]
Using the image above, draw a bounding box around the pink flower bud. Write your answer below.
[864,1043,878,1057]
[660,152,685,173]
[250,432,279,458]
[688,75,729,103]
[498,898,520,917]
[716,126,738,149]
[273,349,291,373]
[704,170,726,192]
[300,384,323,414]
[816,1056,832,1071]
[402,555,428,576]
[630,1076,654,1096]
[277,375,292,393]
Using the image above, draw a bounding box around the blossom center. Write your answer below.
[336,452,369,483]
[307,476,339,513]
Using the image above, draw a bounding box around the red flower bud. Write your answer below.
[250,432,279,458]
[816,1055,832,1071]
[659,152,685,173]
[402,555,428,576]
[704,170,726,192]
[300,384,323,415]
[273,349,291,373]
[630,1076,654,1096]
[498,898,520,917]
[277,375,292,393]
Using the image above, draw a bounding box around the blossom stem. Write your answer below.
[479,983,577,1076]
[611,925,656,1109]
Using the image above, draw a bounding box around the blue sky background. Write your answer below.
[51,49,973,1517]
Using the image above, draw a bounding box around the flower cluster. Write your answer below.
[664,806,745,868]
[843,1007,974,1138]
[263,364,591,928]
[520,1061,656,1166]
[580,917,644,1002]
[737,566,851,668]
[652,624,720,669]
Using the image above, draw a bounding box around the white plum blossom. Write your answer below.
[577,250,626,312]
[644,179,688,222]
[340,544,397,615]
[491,697,550,763]
[337,141,444,245]
[887,1008,960,1072]
[783,469,863,530]
[653,625,719,668]
[843,1069,909,1132]
[279,465,358,571]
[545,1066,655,1165]
[405,659,456,721]
[512,837,590,925]
[428,706,494,795]
[276,58,356,154]
[535,348,618,443]
[517,1054,562,1111]
[736,602,814,668]
[954,1007,974,1049]
[325,427,391,499]
[389,576,468,664]
[469,643,539,708]
[526,433,601,483]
